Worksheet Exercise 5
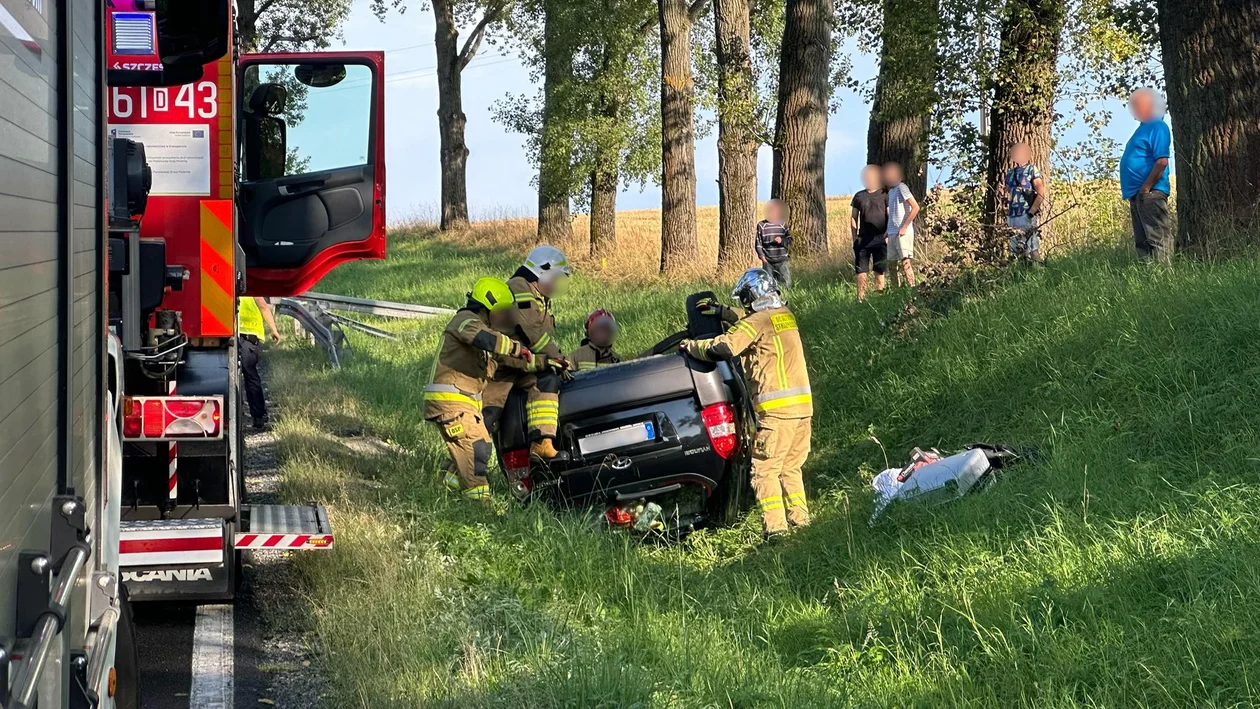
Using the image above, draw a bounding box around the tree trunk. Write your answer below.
[866,0,939,200]
[982,0,1065,241]
[658,0,700,272]
[1157,0,1260,254]
[714,0,759,267]
[773,0,831,255]
[537,0,575,245]
[590,85,621,255]
[589,166,619,255]
[237,0,258,51]
[434,0,470,230]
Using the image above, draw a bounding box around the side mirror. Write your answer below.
[243,84,290,180]
[256,117,288,180]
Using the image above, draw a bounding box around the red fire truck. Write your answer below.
[105,2,386,601]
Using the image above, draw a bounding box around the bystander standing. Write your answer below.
[1120,88,1173,264]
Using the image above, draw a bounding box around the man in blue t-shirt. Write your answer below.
[1120,88,1173,264]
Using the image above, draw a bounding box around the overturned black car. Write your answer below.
[493,294,755,533]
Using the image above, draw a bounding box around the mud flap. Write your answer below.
[119,518,233,601]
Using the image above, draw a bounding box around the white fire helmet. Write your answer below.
[524,245,571,286]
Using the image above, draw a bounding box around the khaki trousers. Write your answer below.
[750,416,811,533]
[482,367,560,440]
[431,408,493,500]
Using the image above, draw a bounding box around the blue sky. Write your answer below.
[325,0,1143,221]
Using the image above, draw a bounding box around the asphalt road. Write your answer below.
[131,588,270,709]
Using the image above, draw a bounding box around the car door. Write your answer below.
[237,51,386,296]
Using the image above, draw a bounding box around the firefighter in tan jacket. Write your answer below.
[483,245,571,460]
[683,269,813,537]
[570,309,623,370]
[424,277,542,501]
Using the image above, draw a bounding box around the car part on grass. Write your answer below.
[869,443,1031,524]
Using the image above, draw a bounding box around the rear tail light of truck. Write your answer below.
[701,402,738,459]
[503,448,533,498]
[122,396,223,440]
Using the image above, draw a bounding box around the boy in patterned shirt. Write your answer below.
[1003,142,1047,261]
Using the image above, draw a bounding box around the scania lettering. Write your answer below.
[122,568,214,584]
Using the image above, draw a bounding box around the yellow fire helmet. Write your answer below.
[469,277,514,312]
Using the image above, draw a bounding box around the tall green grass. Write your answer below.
[268,227,1260,708]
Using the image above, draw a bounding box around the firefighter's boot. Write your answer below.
[530,437,568,462]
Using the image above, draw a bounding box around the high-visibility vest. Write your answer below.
[239,297,265,338]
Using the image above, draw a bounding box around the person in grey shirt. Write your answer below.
[883,162,920,287]
[755,199,793,288]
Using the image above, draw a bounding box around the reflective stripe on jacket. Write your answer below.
[685,305,812,419]
[424,308,519,419]
[239,298,265,338]
[505,275,561,358]
[570,341,622,370]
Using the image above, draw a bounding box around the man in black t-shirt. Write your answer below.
[850,165,889,302]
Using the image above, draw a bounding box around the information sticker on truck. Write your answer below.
[579,421,656,456]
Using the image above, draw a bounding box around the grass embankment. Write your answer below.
[267,222,1260,707]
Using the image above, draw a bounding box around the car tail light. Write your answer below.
[503,448,533,498]
[605,506,633,527]
[701,402,738,459]
[121,396,223,440]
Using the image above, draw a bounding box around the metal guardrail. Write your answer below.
[277,293,454,367]
[275,298,345,369]
[299,292,455,320]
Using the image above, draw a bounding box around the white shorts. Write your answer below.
[887,226,914,260]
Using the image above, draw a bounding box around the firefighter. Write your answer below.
[238,296,282,429]
[483,245,571,460]
[570,309,623,370]
[424,277,544,502]
[681,269,813,538]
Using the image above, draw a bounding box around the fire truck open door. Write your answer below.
[236,52,387,296]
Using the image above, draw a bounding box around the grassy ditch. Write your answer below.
[266,224,1260,707]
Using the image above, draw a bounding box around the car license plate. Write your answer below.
[578,421,655,456]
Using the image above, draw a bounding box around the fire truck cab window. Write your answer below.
[241,63,373,180]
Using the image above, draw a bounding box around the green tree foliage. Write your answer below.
[927,0,1158,219]
[374,0,512,230]
[237,0,354,53]
[495,0,661,251]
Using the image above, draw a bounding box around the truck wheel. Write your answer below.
[113,584,142,709]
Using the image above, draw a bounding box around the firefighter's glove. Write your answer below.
[695,297,722,316]
[541,355,573,381]
[505,339,528,359]
[519,348,539,370]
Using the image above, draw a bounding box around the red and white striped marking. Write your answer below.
[167,380,178,500]
[120,521,224,567]
[234,533,334,550]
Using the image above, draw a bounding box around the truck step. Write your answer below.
[120,518,225,567]
[235,504,334,549]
